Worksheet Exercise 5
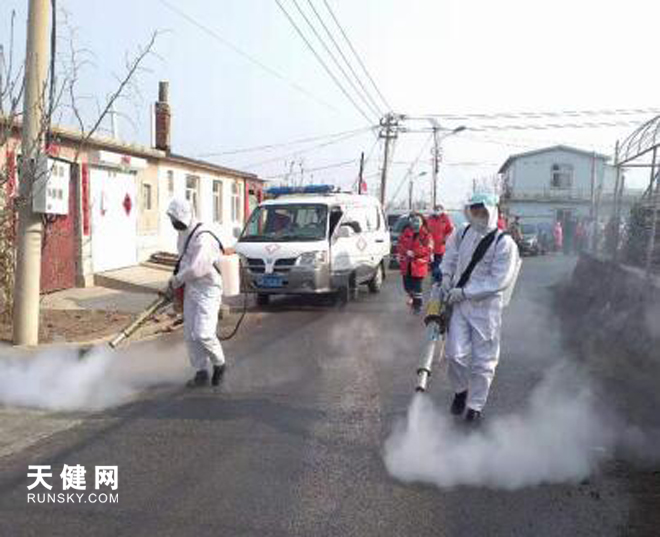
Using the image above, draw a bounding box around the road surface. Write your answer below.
[0,255,651,536]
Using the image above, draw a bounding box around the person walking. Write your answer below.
[440,193,520,423]
[427,205,454,284]
[167,198,227,388]
[553,220,564,253]
[397,213,433,314]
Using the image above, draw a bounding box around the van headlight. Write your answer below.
[296,251,328,267]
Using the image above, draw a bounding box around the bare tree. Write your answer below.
[0,6,159,322]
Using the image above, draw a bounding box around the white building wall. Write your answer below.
[509,149,613,199]
[157,164,244,254]
[505,148,617,225]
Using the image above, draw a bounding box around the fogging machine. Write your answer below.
[415,284,450,393]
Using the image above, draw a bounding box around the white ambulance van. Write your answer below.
[235,185,390,305]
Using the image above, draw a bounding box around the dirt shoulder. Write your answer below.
[0,308,181,345]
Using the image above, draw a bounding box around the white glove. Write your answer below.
[406,250,414,258]
[447,287,466,305]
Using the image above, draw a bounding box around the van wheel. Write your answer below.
[368,264,384,293]
[256,293,270,307]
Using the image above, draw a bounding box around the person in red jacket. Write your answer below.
[397,213,433,313]
[427,205,454,284]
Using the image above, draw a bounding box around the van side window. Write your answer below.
[329,207,343,236]
[365,207,380,232]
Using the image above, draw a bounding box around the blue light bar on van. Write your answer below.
[266,185,340,197]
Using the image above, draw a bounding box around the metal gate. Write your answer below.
[40,161,78,293]
[90,167,138,272]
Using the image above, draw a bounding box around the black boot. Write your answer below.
[186,369,209,388]
[211,364,226,387]
[450,391,468,416]
[465,408,482,425]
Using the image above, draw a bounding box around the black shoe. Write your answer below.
[186,369,209,388]
[465,408,482,424]
[450,391,468,416]
[211,364,226,387]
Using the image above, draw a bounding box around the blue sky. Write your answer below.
[2,0,658,206]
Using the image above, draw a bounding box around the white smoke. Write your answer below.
[0,342,189,412]
[384,365,615,490]
[0,348,134,411]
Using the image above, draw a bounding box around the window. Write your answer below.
[551,164,573,189]
[185,175,199,216]
[231,181,242,222]
[242,204,328,242]
[141,183,152,211]
[364,207,381,232]
[167,170,174,197]
[213,180,223,223]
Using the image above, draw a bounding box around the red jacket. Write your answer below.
[427,213,454,255]
[397,226,433,278]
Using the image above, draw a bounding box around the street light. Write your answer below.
[430,122,467,207]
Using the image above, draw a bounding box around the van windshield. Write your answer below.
[240,204,329,242]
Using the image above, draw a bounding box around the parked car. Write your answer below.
[236,185,391,305]
[388,214,412,268]
[387,213,402,230]
[518,223,545,256]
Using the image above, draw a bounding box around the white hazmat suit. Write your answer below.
[166,199,226,373]
[440,196,519,412]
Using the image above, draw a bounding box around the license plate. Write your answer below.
[258,274,284,288]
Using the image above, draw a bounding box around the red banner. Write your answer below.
[81,162,90,236]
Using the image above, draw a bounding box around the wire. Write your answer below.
[305,0,383,118]
[275,0,375,124]
[158,0,337,112]
[292,0,381,119]
[354,136,380,190]
[388,133,434,205]
[263,158,358,179]
[404,119,647,133]
[196,126,372,158]
[240,125,374,169]
[321,0,391,112]
[420,107,660,121]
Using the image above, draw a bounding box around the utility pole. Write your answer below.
[431,122,440,208]
[357,151,365,194]
[379,113,399,207]
[13,0,51,346]
[408,178,413,211]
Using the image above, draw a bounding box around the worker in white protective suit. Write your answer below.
[166,198,226,388]
[440,193,520,423]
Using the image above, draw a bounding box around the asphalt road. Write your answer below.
[0,255,648,536]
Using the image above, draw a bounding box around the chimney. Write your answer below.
[155,81,171,152]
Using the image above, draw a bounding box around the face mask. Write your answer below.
[468,214,489,232]
[172,219,187,231]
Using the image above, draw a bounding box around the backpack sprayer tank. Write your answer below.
[415,284,451,393]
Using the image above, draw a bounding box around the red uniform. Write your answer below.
[397,226,433,278]
[427,213,454,255]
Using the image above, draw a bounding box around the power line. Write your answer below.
[240,125,374,169]
[404,119,648,134]
[158,0,337,112]
[196,126,371,158]
[389,133,434,205]
[275,0,376,124]
[291,0,381,119]
[322,0,391,112]
[418,107,660,121]
[305,0,383,117]
[263,158,358,179]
